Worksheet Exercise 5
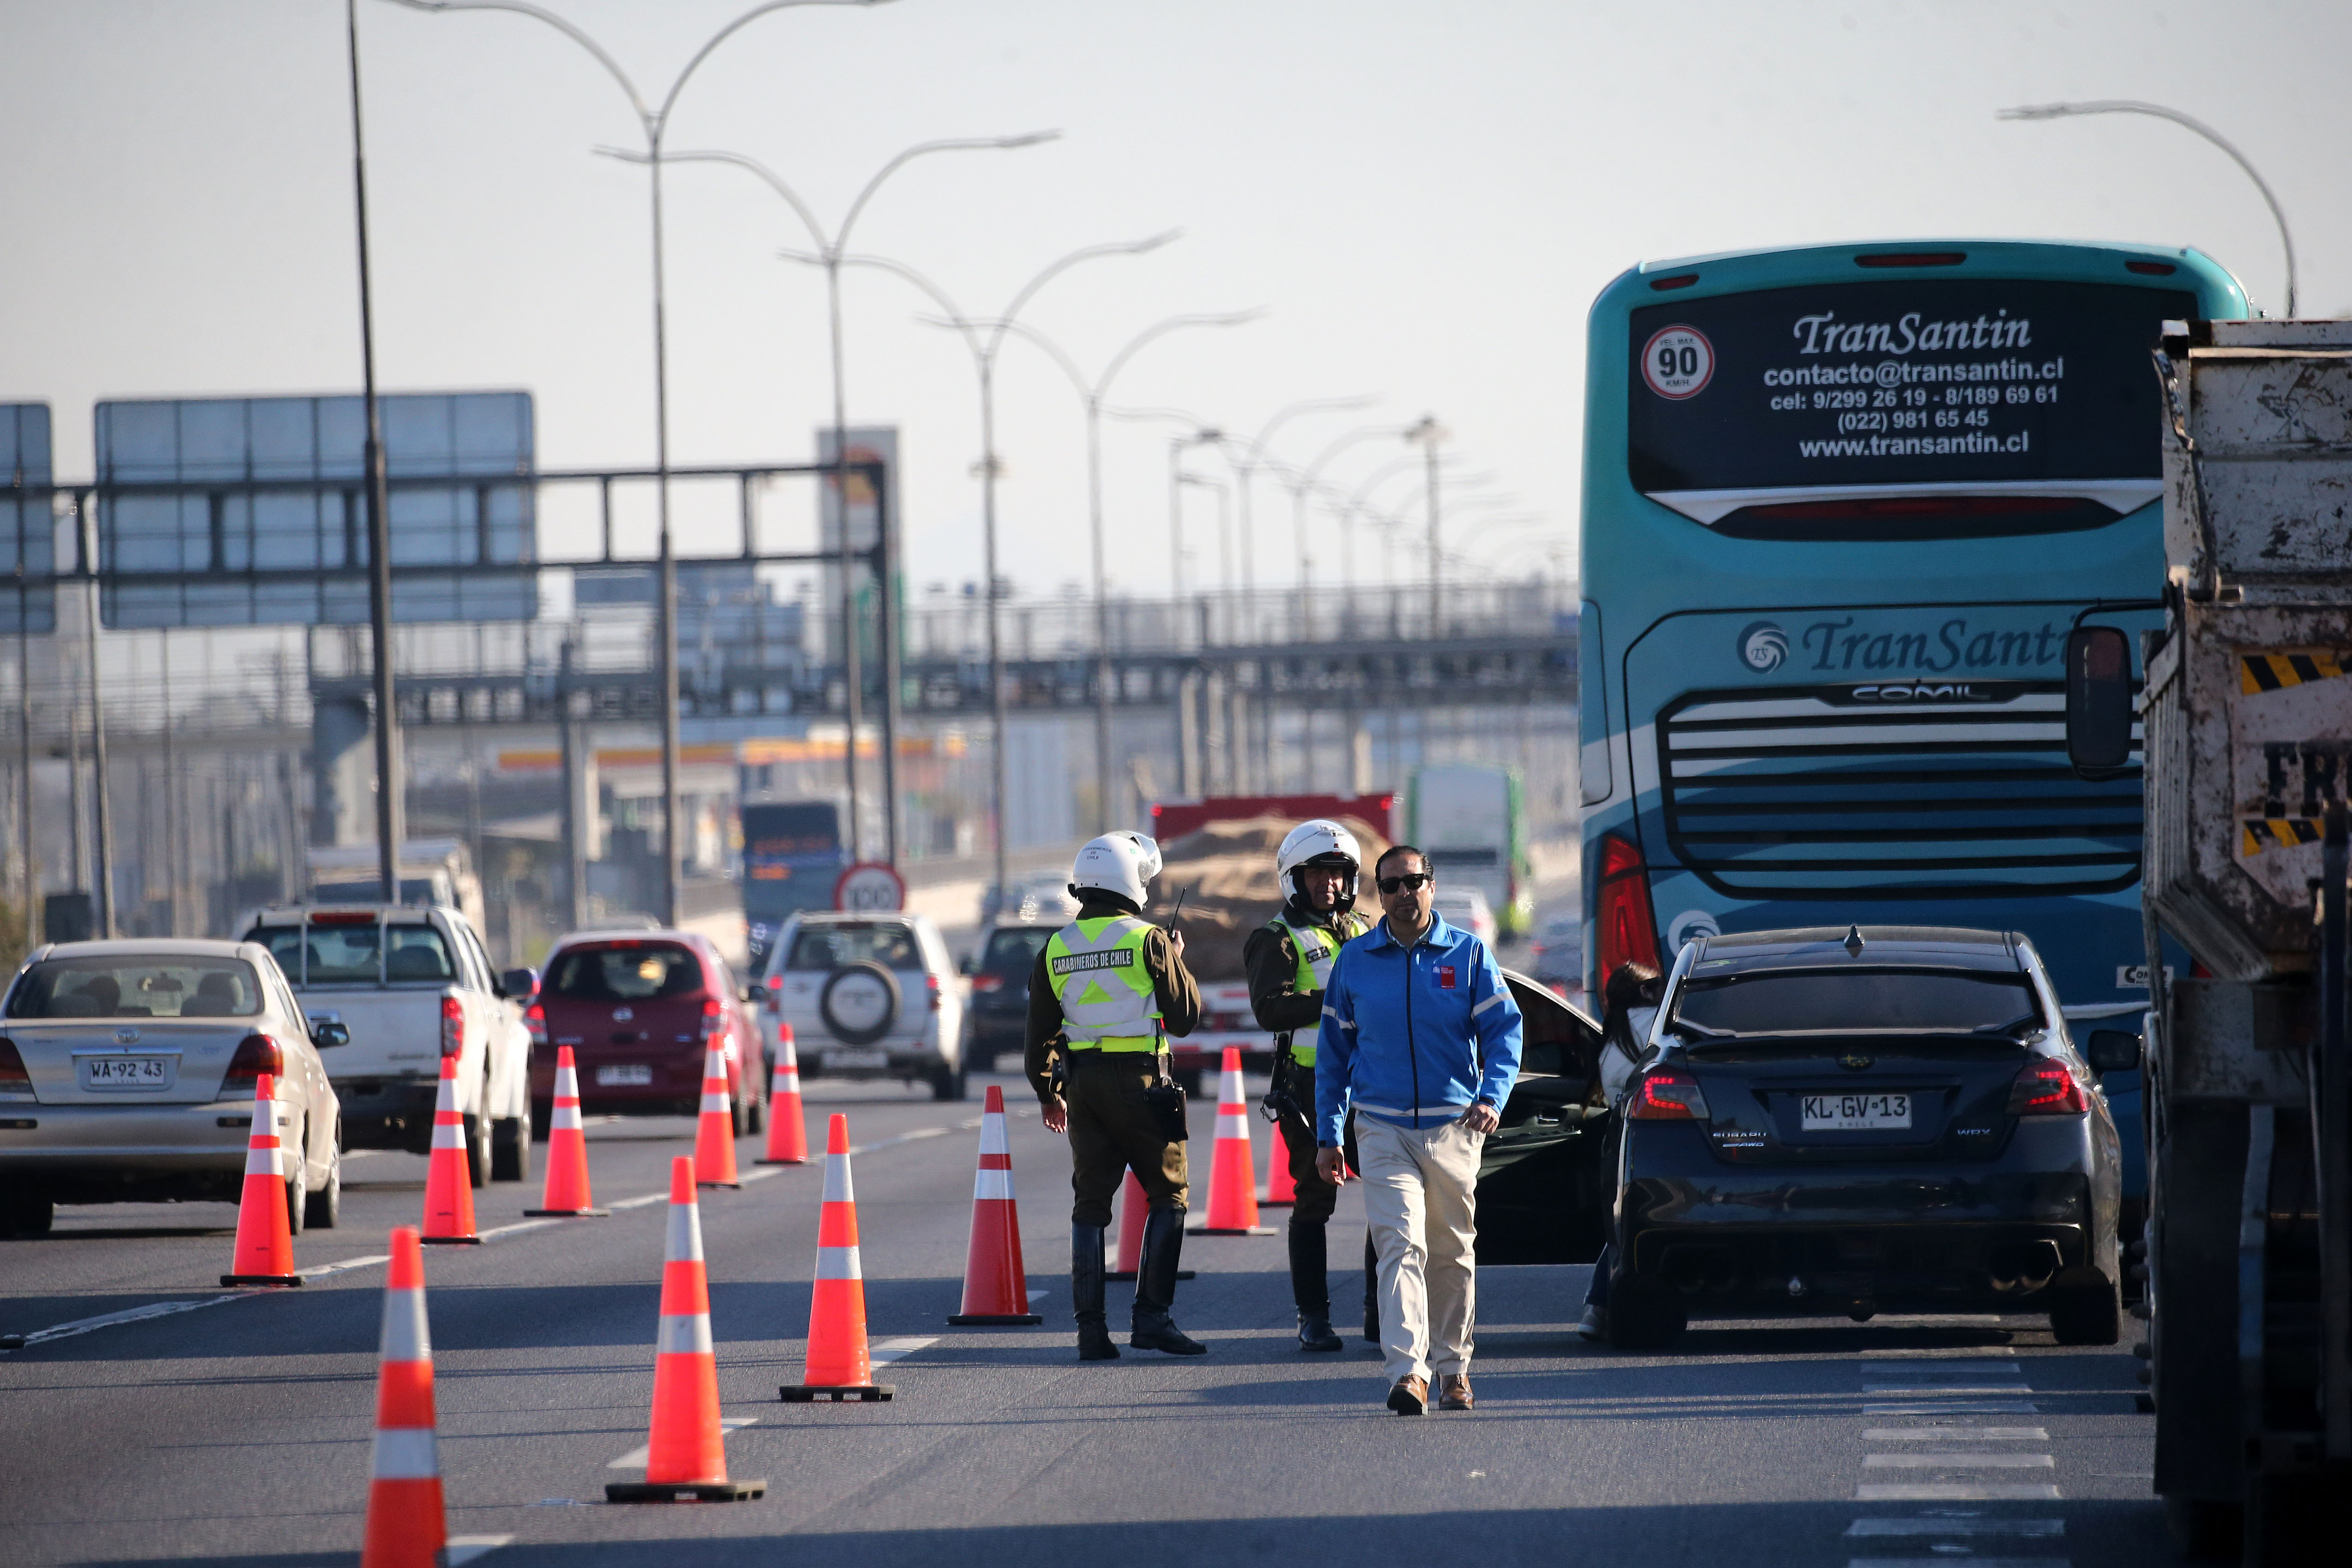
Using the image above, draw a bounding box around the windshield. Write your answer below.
[785,924,920,973]
[1670,967,2041,1037]
[981,928,1053,974]
[547,944,703,1003]
[8,955,264,1018]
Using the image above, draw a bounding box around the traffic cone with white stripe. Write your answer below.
[782,1114,893,1402]
[1192,1046,1275,1235]
[419,1056,480,1245]
[606,1158,765,1503]
[1263,1117,1299,1207]
[221,1072,302,1287]
[755,1023,808,1165]
[1108,1168,1192,1283]
[361,1227,443,1567]
[692,1040,741,1190]
[948,1085,1041,1325]
[525,1046,606,1217]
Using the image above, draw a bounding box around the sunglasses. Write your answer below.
[1377,872,1432,895]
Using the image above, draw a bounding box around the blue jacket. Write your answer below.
[1314,913,1524,1142]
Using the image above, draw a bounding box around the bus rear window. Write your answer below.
[1626,278,2196,529]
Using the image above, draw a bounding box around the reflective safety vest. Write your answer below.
[1046,915,1162,1052]
[1270,910,1371,1066]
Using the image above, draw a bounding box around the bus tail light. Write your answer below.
[440,995,464,1058]
[1627,1067,1710,1121]
[223,1033,284,1091]
[1593,832,1661,983]
[2007,1060,2089,1116]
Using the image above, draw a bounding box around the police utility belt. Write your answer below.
[1062,1032,1189,1144]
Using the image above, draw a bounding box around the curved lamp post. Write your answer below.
[602,132,1057,863]
[1221,396,1377,607]
[381,0,892,921]
[1998,99,2295,315]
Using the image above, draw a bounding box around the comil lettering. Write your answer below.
[1792,310,2033,355]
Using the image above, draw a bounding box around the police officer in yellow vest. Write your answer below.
[1024,831,1206,1361]
[1244,819,1376,1352]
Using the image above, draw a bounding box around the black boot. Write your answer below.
[1290,1220,1342,1352]
[1131,1206,1208,1355]
[1363,1229,1381,1342]
[1073,1223,1118,1361]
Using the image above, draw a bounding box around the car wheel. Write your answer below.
[463,1111,491,1190]
[1606,1271,1686,1351]
[284,1122,309,1238]
[930,1060,968,1102]
[305,1133,342,1230]
[1,1185,53,1238]
[731,1083,751,1140]
[2047,1268,2121,1346]
[491,1103,531,1183]
[745,1082,765,1136]
[530,1100,553,1143]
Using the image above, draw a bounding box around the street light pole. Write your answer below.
[1998,99,2297,315]
[996,314,1259,833]
[1165,427,1222,604]
[618,135,1056,865]
[1223,396,1376,615]
[384,0,891,924]
[1403,415,1449,632]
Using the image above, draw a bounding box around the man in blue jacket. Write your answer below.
[1316,844,1523,1416]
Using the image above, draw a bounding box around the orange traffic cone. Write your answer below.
[948,1085,1041,1326]
[525,1046,606,1218]
[1263,1116,1299,1207]
[1192,1046,1275,1235]
[782,1114,893,1402]
[419,1056,479,1245]
[361,1227,444,1567]
[606,1159,765,1503]
[1108,1167,1191,1284]
[755,1024,808,1166]
[221,1072,302,1287]
[692,1041,740,1189]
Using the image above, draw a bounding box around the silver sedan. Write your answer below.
[0,939,346,1238]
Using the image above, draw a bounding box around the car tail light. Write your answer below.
[523,1000,547,1046]
[926,974,942,1013]
[1626,1066,1710,1121]
[2008,1059,2089,1116]
[973,974,1004,993]
[440,995,464,1058]
[0,1038,28,1091]
[702,997,725,1040]
[763,972,782,1013]
[223,1033,284,1091]
[1593,832,1662,982]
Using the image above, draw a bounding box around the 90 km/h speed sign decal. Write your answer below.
[1641,325,1715,400]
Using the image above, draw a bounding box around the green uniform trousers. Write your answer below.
[1275,1086,1338,1226]
[1065,1051,1190,1226]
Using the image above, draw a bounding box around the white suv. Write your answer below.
[761,912,967,1100]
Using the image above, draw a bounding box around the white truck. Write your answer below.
[306,838,487,938]
[236,901,536,1185]
[1404,764,1533,937]
[2065,318,2352,1560]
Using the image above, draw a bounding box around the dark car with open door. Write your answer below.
[1473,969,1615,1265]
[1603,925,2129,1349]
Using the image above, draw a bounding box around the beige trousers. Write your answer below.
[1356,1113,1485,1384]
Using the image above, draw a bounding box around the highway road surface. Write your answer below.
[2,1072,2162,1567]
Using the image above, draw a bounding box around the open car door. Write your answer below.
[1474,970,1613,1264]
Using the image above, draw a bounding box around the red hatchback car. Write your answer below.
[526,930,766,1134]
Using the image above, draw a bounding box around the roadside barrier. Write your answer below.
[755,1023,809,1166]
[1109,1168,1191,1283]
[361,1227,445,1566]
[1264,1117,1298,1207]
[692,1041,741,1190]
[525,1046,606,1217]
[221,1071,302,1287]
[947,1084,1041,1325]
[1191,1046,1275,1235]
[782,1114,893,1402]
[419,1057,480,1245]
[607,1158,765,1503]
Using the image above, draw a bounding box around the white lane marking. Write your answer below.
[1860,1344,2014,1357]
[607,1416,758,1469]
[16,1294,242,1346]
[446,1535,513,1565]
[1849,1559,2069,1568]
[1865,1402,2040,1415]
[478,1219,562,1243]
[1863,1383,2032,1395]
[870,1335,938,1364]
[298,1253,392,1280]
[1866,1359,2022,1375]
[1855,1483,2062,1501]
[1846,1518,2063,1538]
[850,1126,950,1156]
[741,1167,782,1184]
[956,1117,984,1129]
[1865,1453,2056,1469]
[608,1193,667,1211]
[1863,1427,2046,1441]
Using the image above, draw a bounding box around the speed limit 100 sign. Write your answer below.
[1641,325,1714,400]
[833,862,907,912]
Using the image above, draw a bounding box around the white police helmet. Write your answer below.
[1275,819,1363,913]
[1069,830,1163,908]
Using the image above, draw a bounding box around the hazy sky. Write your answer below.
[2,0,2342,605]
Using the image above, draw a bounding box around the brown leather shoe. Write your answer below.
[1386,1375,1428,1416]
[1438,1374,1474,1410]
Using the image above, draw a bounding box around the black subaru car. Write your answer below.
[1604,925,2128,1348]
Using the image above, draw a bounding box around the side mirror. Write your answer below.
[2085,1027,2143,1074]
[2065,626,2135,773]
[311,1019,351,1049]
[497,967,537,1001]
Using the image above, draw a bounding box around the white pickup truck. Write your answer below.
[237,902,536,1186]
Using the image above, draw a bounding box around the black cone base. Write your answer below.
[605,1478,767,1503]
[779,1383,893,1402]
[220,1274,304,1287]
[1188,1224,1277,1236]
[523,1208,609,1217]
[418,1236,483,1246]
